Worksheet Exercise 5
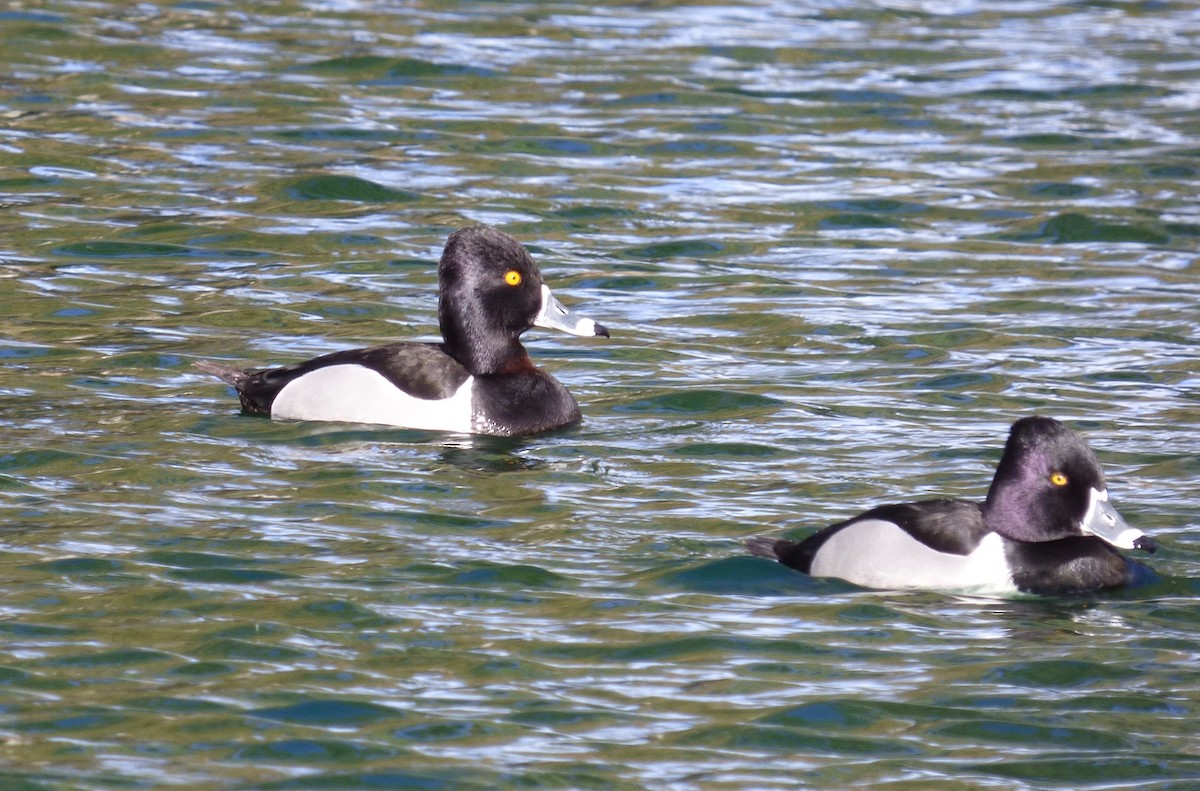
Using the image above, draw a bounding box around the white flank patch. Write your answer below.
[271,364,474,433]
[810,519,1016,594]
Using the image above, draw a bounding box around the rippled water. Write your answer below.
[2,1,1199,787]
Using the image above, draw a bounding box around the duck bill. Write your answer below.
[534,284,610,338]
[1081,488,1156,552]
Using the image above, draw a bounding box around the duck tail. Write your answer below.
[194,360,252,389]
[745,536,784,560]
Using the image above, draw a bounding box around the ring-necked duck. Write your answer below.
[747,416,1157,595]
[196,224,610,436]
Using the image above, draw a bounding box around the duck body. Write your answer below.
[747,417,1157,595]
[196,225,607,437]
[751,499,1147,596]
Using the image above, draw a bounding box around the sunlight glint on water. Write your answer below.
[0,1,1197,788]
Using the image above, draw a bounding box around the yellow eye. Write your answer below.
[1050,472,1068,486]
[504,270,522,286]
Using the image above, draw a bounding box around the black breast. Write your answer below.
[1006,537,1141,594]
[472,369,581,436]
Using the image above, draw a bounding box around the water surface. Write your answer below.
[1,1,1199,788]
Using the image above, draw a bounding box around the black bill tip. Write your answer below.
[1133,535,1158,554]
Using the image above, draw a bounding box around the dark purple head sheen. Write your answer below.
[437,225,546,375]
[982,416,1106,543]
[436,225,609,376]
